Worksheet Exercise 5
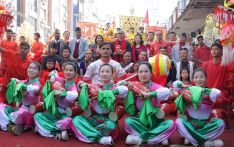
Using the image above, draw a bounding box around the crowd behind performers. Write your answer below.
[0,26,232,146]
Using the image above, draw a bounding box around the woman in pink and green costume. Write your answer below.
[124,62,176,145]
[71,64,128,145]
[175,68,225,146]
[34,62,78,140]
[0,61,42,135]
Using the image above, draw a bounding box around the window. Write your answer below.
[40,9,46,23]
[28,16,37,32]
[28,0,37,12]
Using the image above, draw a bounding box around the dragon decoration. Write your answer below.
[203,0,234,65]
[0,4,14,37]
[202,1,234,105]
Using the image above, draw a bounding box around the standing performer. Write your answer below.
[0,61,41,135]
[34,62,78,140]
[175,68,225,146]
[202,43,229,108]
[124,62,176,145]
[0,42,31,103]
[0,29,18,75]
[72,64,128,145]
[31,33,44,55]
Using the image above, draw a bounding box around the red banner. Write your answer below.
[77,22,98,40]
[145,26,167,40]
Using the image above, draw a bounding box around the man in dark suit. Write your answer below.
[48,29,66,57]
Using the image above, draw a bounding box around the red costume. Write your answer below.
[31,41,44,54]
[227,62,234,109]
[0,40,18,76]
[152,40,167,55]
[1,50,31,103]
[113,39,127,62]
[146,41,154,57]
[203,60,228,90]
[193,45,212,67]
[131,45,147,62]
[166,41,176,57]
[203,60,229,108]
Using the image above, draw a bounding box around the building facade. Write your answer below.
[166,0,222,38]
[0,0,73,42]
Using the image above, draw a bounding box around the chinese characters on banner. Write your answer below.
[77,22,98,44]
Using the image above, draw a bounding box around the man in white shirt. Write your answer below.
[84,42,125,84]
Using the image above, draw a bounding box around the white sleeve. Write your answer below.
[116,85,128,98]
[156,87,170,101]
[66,91,78,103]
[27,84,40,93]
[209,88,221,102]
[84,63,94,79]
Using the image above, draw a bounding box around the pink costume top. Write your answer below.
[20,77,42,106]
[51,71,78,113]
[173,80,221,120]
[135,81,170,111]
[78,82,128,115]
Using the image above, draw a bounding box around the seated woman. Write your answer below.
[34,62,78,140]
[71,64,128,145]
[0,61,42,135]
[124,62,176,145]
[175,68,225,146]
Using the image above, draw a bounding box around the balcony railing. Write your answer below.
[167,0,191,30]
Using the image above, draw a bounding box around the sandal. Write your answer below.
[8,124,24,136]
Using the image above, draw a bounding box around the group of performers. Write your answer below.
[0,58,225,146]
[0,2,233,146]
